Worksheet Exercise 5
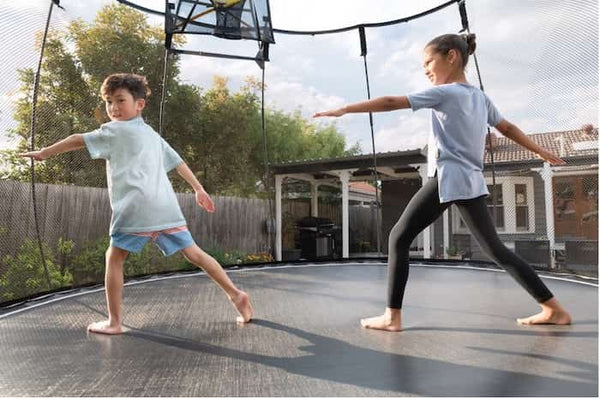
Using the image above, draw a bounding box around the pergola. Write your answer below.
[270,149,427,261]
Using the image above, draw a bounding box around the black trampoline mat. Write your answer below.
[0,263,597,396]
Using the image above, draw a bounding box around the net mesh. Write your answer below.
[0,0,597,304]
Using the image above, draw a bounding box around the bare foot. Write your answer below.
[360,308,402,332]
[87,320,124,335]
[231,291,253,323]
[517,298,572,325]
[517,310,572,325]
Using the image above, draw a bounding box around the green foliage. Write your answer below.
[0,232,274,303]
[0,240,72,302]
[202,246,273,266]
[69,236,193,285]
[69,237,110,284]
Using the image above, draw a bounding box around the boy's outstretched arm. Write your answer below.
[175,162,215,212]
[494,119,566,166]
[20,134,85,161]
[313,96,410,118]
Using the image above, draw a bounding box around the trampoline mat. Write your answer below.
[0,262,597,396]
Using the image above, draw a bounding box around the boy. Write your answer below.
[21,73,253,334]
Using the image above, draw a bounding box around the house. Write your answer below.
[271,126,598,274]
[458,126,598,272]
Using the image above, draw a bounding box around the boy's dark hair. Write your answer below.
[426,33,476,69]
[101,73,151,100]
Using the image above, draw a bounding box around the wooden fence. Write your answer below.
[0,180,270,257]
[0,180,379,258]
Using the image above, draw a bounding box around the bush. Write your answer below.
[0,236,274,304]
[69,236,193,284]
[0,240,72,302]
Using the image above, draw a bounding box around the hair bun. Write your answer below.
[464,33,477,55]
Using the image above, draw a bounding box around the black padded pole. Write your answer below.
[259,60,276,257]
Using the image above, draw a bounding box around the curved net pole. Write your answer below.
[359,27,382,255]
[273,0,460,36]
[29,0,58,290]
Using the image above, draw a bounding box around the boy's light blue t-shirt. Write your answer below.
[82,117,186,234]
[407,83,503,203]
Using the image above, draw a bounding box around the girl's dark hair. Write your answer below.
[101,73,151,100]
[426,33,476,68]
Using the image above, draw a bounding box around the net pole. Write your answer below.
[29,0,57,290]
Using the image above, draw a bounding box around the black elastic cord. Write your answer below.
[159,49,170,137]
[459,0,498,221]
[359,27,382,254]
[472,50,498,221]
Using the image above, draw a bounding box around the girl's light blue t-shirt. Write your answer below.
[408,83,503,203]
[82,117,186,234]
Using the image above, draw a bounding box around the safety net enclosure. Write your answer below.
[0,0,597,308]
[0,1,597,396]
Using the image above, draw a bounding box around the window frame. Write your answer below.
[452,176,536,234]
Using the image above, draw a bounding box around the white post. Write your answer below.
[275,175,283,261]
[538,162,556,268]
[443,209,449,259]
[339,171,351,258]
[311,182,319,217]
[415,164,432,259]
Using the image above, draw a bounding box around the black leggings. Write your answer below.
[387,176,554,309]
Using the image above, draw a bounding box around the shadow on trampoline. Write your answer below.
[118,318,596,397]
[0,263,597,396]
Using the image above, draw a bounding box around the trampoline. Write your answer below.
[0,261,597,397]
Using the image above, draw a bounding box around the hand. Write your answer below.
[195,187,215,212]
[536,149,566,166]
[20,149,47,161]
[313,108,346,118]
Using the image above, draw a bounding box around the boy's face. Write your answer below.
[104,88,145,121]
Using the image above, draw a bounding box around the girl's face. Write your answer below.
[104,88,145,121]
[422,45,459,86]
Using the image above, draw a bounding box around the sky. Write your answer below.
[0,0,598,155]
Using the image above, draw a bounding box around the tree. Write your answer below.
[2,4,360,197]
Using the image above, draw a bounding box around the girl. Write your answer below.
[313,34,572,332]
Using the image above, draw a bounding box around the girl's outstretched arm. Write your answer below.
[495,119,566,166]
[313,96,410,118]
[20,134,85,161]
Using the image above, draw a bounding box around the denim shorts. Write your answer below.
[110,226,196,256]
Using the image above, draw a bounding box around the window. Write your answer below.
[554,180,576,221]
[554,174,598,240]
[486,184,505,230]
[515,184,529,231]
[452,177,535,234]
